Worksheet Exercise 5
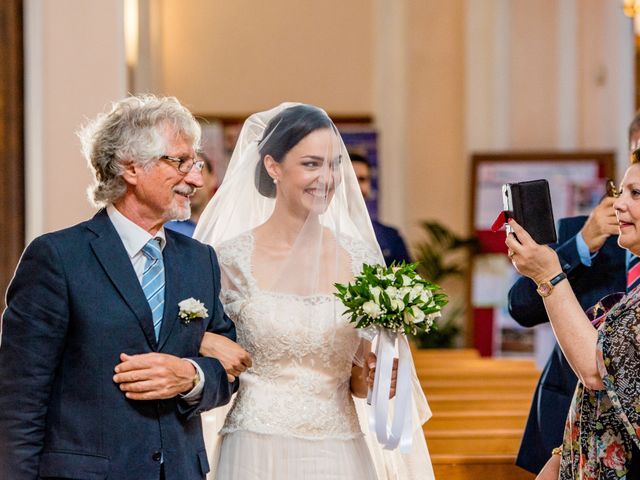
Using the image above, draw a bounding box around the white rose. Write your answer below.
[403,309,414,324]
[401,274,412,286]
[410,285,423,301]
[420,289,433,303]
[410,306,426,323]
[369,286,383,303]
[362,301,383,318]
[390,298,405,312]
[398,287,412,300]
[404,307,426,324]
[178,297,208,319]
[385,286,398,298]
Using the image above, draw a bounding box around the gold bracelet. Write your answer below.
[551,446,562,456]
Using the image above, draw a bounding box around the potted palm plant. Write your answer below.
[412,221,478,348]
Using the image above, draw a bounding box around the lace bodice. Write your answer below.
[216,231,378,440]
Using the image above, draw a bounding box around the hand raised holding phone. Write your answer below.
[579,194,618,253]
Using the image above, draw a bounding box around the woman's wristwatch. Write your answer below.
[536,272,567,297]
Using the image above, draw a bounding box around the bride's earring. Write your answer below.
[272,177,278,184]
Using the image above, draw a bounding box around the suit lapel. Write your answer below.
[88,210,158,350]
[157,233,181,351]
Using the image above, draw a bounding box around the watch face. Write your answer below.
[537,282,552,297]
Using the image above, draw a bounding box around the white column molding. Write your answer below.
[24,0,127,236]
[465,0,510,151]
[491,0,510,149]
[557,0,578,149]
[24,0,44,243]
[605,1,635,179]
[373,0,407,228]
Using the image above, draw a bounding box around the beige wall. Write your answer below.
[26,0,127,238]
[405,1,466,239]
[508,0,559,148]
[25,0,634,248]
[157,0,373,116]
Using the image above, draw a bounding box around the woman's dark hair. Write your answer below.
[255,104,335,197]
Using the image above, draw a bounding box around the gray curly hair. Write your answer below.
[78,94,201,207]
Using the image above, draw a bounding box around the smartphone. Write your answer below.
[502,179,557,245]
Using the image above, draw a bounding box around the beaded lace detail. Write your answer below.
[216,231,378,439]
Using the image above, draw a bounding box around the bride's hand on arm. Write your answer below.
[351,352,397,398]
[200,332,252,383]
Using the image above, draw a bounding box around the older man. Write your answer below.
[0,95,237,480]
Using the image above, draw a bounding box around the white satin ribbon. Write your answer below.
[367,328,414,453]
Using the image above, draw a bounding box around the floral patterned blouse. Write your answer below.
[560,289,640,479]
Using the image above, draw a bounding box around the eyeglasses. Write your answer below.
[160,155,205,174]
[605,179,620,198]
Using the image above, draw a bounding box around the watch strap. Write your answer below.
[536,272,567,297]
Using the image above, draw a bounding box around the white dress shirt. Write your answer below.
[107,205,204,401]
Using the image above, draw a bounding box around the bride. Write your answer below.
[194,103,434,479]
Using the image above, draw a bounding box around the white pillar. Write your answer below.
[465,0,510,151]
[373,0,407,229]
[24,0,127,239]
[557,0,578,149]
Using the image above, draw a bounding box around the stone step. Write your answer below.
[426,429,522,455]
[424,410,528,431]
[414,357,537,369]
[432,454,535,480]
[423,379,536,395]
[427,393,532,411]
[411,348,480,359]
[419,368,540,382]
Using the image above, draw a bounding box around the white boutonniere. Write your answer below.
[178,298,209,325]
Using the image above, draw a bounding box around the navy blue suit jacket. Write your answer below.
[0,210,237,480]
[372,219,411,265]
[508,215,626,473]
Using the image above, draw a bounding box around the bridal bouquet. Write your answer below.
[334,262,448,453]
[334,262,448,336]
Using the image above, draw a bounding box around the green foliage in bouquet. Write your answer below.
[334,262,448,336]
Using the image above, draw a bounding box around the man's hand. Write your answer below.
[113,352,196,400]
[580,196,618,252]
[199,332,252,383]
[363,351,398,398]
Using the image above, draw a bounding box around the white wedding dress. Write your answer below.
[209,231,379,479]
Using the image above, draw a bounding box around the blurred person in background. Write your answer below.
[350,151,411,266]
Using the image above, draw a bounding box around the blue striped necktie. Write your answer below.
[628,254,640,293]
[141,238,165,339]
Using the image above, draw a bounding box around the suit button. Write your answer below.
[152,451,162,462]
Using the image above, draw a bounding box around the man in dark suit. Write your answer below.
[508,195,625,474]
[350,152,412,265]
[0,95,237,479]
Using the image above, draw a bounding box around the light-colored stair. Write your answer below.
[424,410,527,431]
[416,349,538,480]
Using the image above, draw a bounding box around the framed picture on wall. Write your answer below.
[468,151,615,357]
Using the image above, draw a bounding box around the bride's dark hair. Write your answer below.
[255,104,335,198]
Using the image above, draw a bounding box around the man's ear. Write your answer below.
[264,155,280,182]
[121,161,139,186]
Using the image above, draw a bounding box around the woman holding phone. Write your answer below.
[506,162,640,479]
